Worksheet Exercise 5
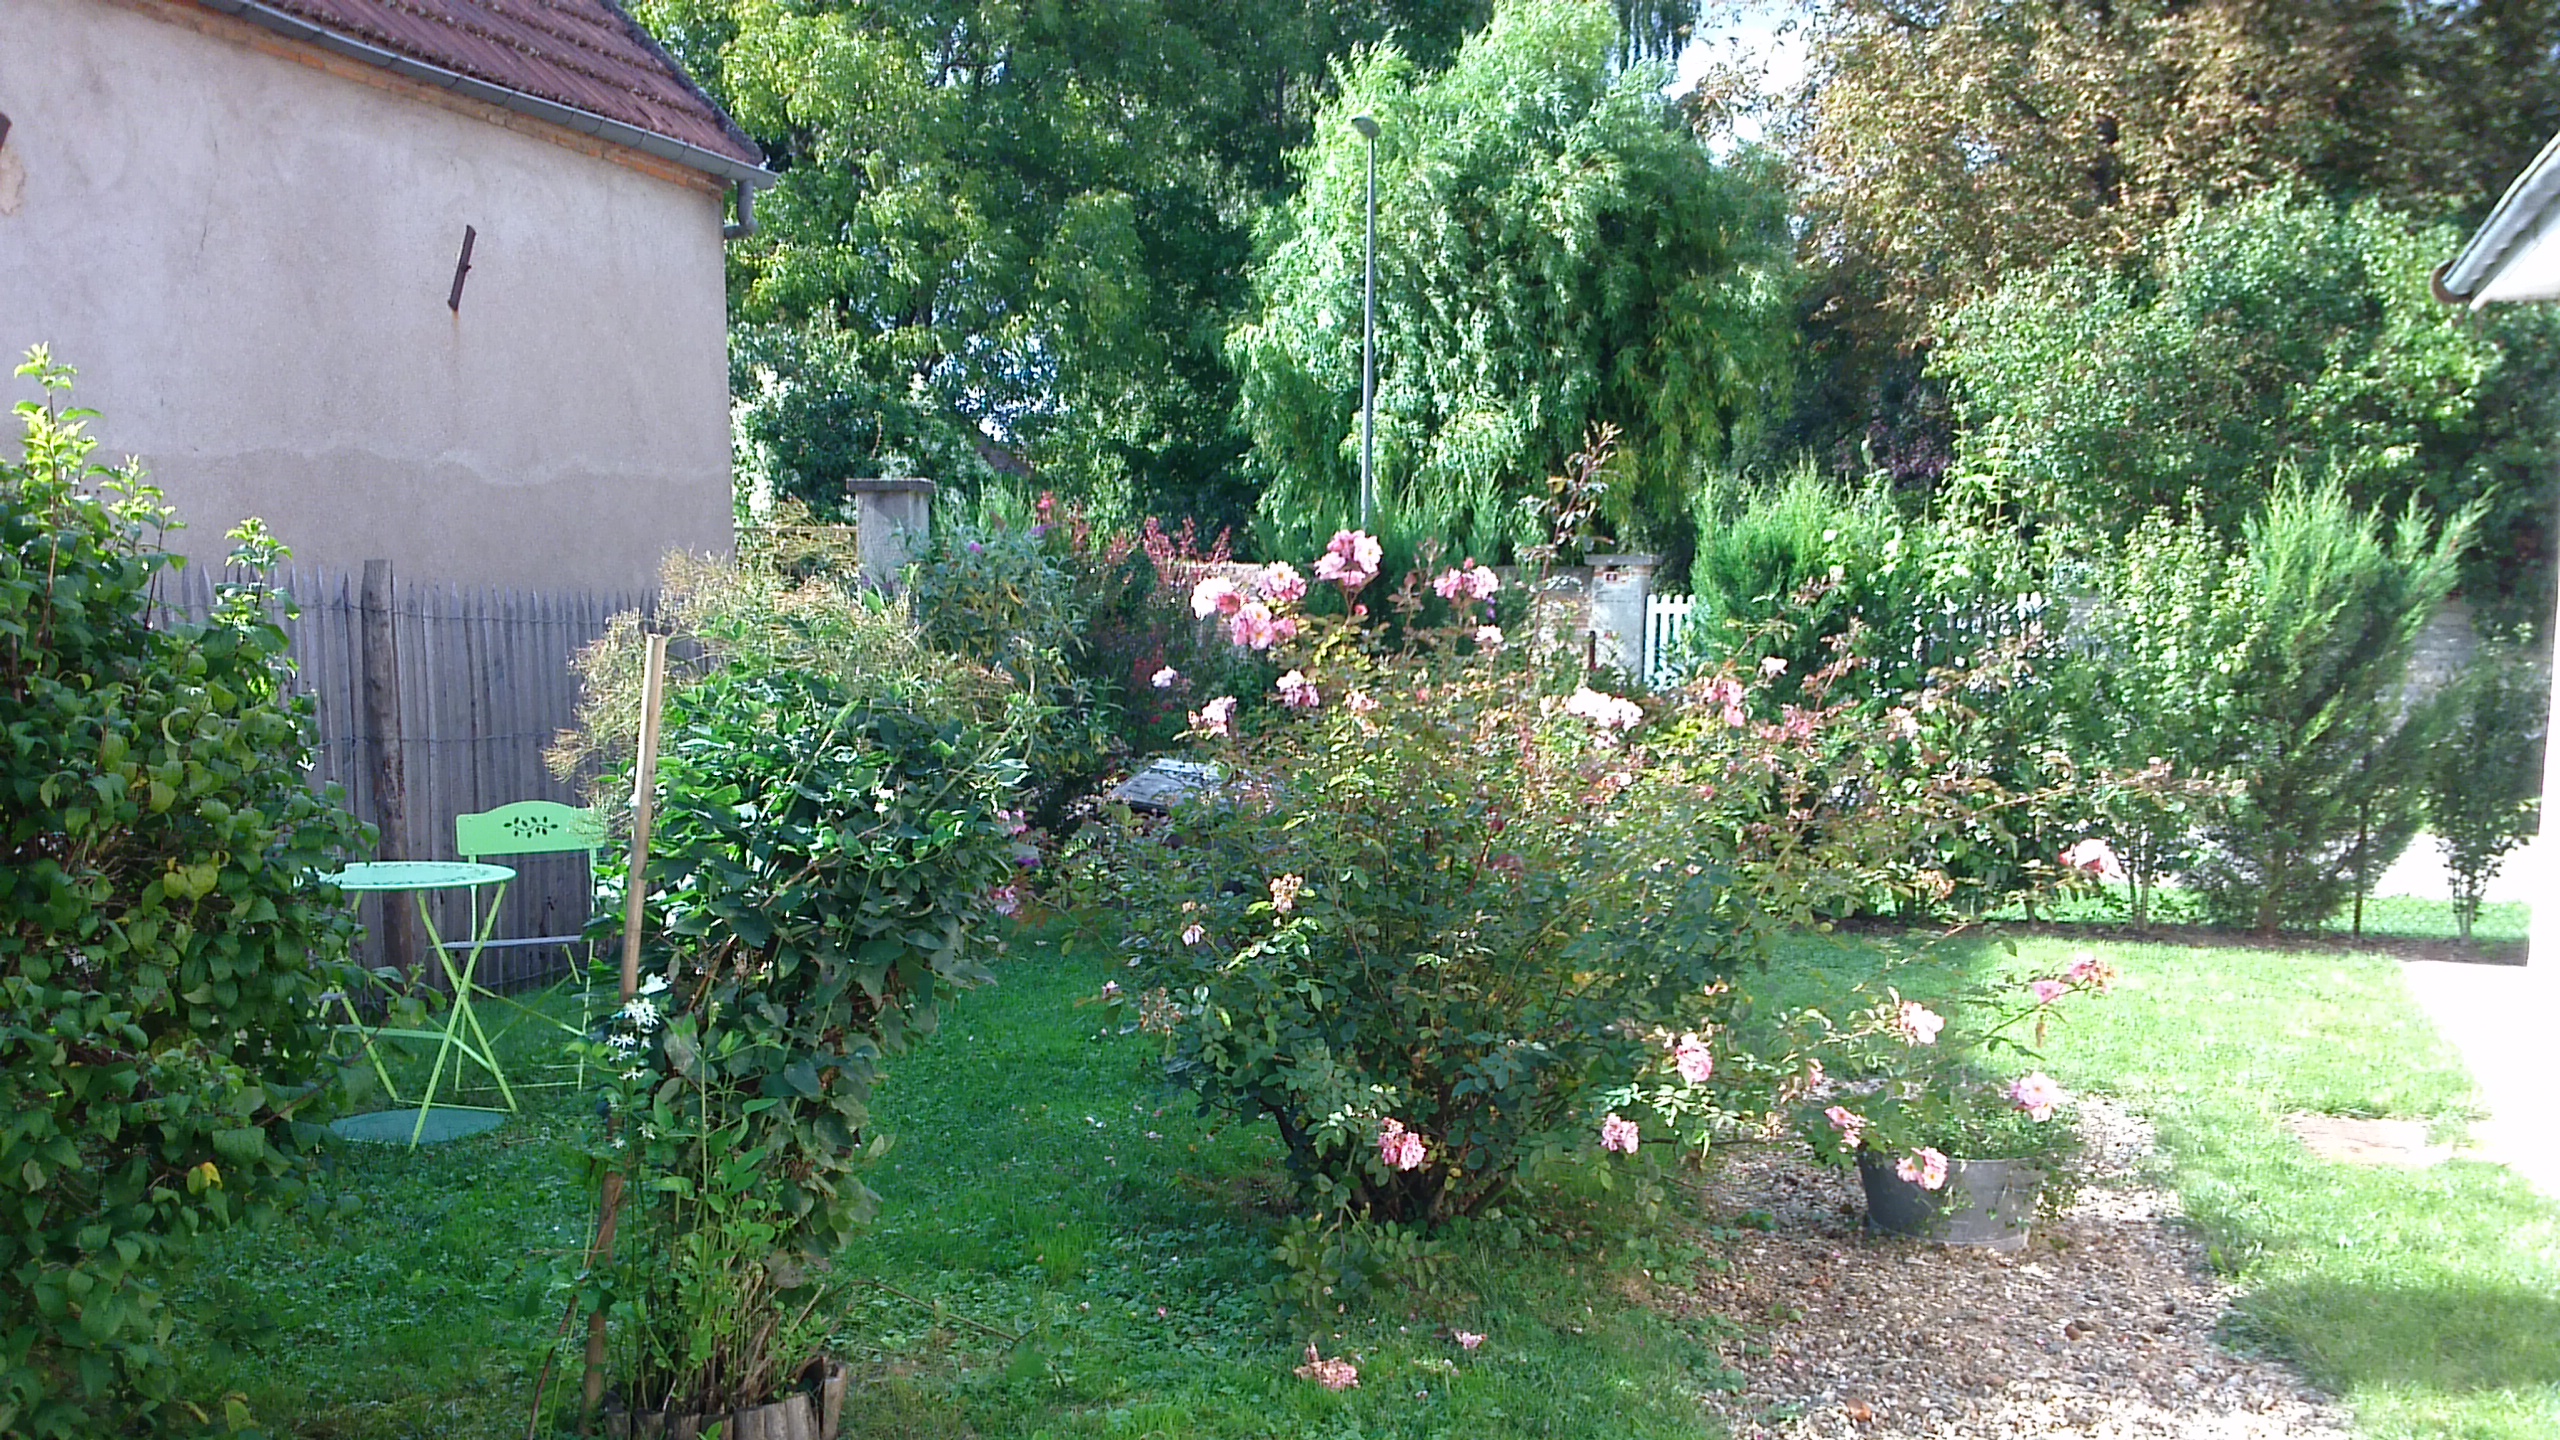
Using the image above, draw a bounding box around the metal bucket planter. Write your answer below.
[1857,1153,2041,1252]
[608,1359,848,1440]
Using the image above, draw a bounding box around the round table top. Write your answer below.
[324,860,516,892]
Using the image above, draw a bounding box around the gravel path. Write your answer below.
[1672,1100,2352,1439]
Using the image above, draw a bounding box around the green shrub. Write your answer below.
[1,350,366,1436]
[2423,636,2546,941]
[559,553,1025,1417]
[2192,480,2473,932]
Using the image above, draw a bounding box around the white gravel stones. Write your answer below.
[1681,1099,2352,1439]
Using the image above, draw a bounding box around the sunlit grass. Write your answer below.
[182,933,1741,1438]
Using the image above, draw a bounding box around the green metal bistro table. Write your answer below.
[325,860,518,1147]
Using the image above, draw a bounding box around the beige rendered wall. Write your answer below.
[0,0,736,590]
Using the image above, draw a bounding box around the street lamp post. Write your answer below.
[1352,114,1381,529]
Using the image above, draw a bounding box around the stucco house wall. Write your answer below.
[0,0,737,590]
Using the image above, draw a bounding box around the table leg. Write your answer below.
[446,882,519,1115]
[409,892,464,1147]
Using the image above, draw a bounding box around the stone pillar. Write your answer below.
[1586,553,1659,679]
[846,477,937,592]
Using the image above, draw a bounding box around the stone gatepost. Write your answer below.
[846,476,936,592]
[1586,553,1659,678]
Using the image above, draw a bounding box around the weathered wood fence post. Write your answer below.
[360,558,418,980]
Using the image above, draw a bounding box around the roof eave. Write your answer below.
[2439,129,2560,307]
[194,0,774,188]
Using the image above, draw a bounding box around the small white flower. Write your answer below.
[620,1067,648,1082]
[638,973,670,997]
[620,996,662,1032]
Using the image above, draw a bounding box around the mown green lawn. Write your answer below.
[1753,920,2560,1440]
[182,928,1741,1438]
[182,911,2559,1438]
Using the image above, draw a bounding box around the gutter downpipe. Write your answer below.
[192,0,775,206]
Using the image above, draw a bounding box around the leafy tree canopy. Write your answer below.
[1231,0,1797,561]
[643,0,1705,532]
[1778,0,2560,341]
[1934,192,2560,611]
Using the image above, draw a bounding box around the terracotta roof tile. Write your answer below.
[252,0,763,169]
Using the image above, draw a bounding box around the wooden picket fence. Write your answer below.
[155,565,651,990]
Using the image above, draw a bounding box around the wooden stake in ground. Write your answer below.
[580,631,670,1430]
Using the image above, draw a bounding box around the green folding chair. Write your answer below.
[449,801,611,1087]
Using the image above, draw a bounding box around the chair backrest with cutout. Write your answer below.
[455,801,607,861]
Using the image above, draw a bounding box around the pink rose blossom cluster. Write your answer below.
[1431,561,1502,611]
[1895,1146,1950,1191]
[1269,873,1305,913]
[1345,689,1379,716]
[1276,669,1320,710]
[1702,676,1748,728]
[989,885,1021,918]
[2008,1071,2066,1121]
[1312,529,1383,592]
[1671,1033,1714,1085]
[1190,695,1238,737]
[1377,1117,1428,1171]
[1893,1001,1945,1046]
[2028,978,2068,1006]
[1228,600,1296,652]
[997,808,1029,837]
[1564,686,1644,732]
[1599,1113,1640,1154]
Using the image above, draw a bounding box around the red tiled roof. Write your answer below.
[247,0,764,170]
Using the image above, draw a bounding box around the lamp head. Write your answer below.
[1350,114,1381,141]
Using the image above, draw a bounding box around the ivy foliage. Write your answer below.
[0,351,365,1436]
[1231,0,1797,561]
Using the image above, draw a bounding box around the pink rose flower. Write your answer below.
[1260,561,1308,606]
[1672,1034,1714,1085]
[1599,1113,1640,1154]
[1823,1105,1866,1147]
[1896,1147,1950,1191]
[1474,624,1505,652]
[1181,922,1206,946]
[1453,1329,1485,1351]
[2029,978,2067,1006]
[1893,1001,1945,1046]
[1312,529,1383,592]
[1101,981,1122,999]
[1345,689,1379,715]
[1704,676,1749,728]
[990,885,1021,918]
[1377,1117,1427,1171]
[1151,666,1181,689]
[1276,670,1320,710]
[1190,575,1244,619]
[1229,600,1281,651]
[2008,1071,2066,1121]
[1269,873,1305,913]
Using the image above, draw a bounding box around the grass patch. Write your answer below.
[180,931,1740,1437]
[1751,926,2560,1439]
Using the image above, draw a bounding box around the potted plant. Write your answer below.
[1794,950,2116,1251]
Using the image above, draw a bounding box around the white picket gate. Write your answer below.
[1643,593,1694,689]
